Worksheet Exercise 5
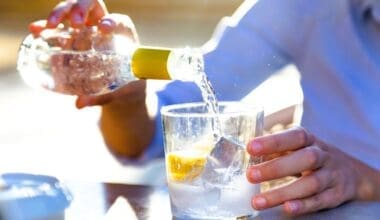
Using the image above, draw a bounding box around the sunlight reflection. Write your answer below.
[148,187,172,219]
[105,196,138,220]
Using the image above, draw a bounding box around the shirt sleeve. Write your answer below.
[142,0,308,160]
[203,0,311,100]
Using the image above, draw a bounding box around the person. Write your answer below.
[29,0,380,216]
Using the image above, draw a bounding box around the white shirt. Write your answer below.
[144,0,380,170]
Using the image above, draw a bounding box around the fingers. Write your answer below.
[76,96,96,109]
[251,169,333,210]
[70,0,108,28]
[98,18,116,34]
[76,80,146,109]
[47,1,74,28]
[86,0,108,26]
[247,146,328,183]
[68,3,87,28]
[98,14,139,42]
[46,0,108,29]
[31,1,135,45]
[76,94,113,109]
[283,188,342,215]
[248,127,315,156]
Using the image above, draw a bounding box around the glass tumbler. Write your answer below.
[161,102,264,219]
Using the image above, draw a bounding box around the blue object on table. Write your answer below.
[0,173,72,220]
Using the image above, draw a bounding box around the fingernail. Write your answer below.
[286,201,300,213]
[101,19,114,27]
[73,14,83,24]
[250,169,261,181]
[250,141,263,154]
[254,197,267,209]
[100,19,115,33]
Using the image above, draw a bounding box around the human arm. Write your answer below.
[29,0,149,159]
[75,0,300,159]
[246,127,380,215]
[31,0,305,160]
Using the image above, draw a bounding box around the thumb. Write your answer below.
[75,93,114,109]
[76,96,93,109]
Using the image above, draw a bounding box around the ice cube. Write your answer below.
[201,137,246,185]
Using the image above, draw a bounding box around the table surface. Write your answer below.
[64,181,380,220]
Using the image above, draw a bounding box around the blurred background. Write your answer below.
[0,0,301,185]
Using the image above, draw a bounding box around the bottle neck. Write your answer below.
[130,46,204,81]
[131,47,171,80]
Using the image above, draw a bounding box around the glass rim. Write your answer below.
[160,101,263,118]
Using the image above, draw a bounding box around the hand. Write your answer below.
[29,0,107,36]
[28,0,140,100]
[246,126,379,215]
[93,80,156,158]
[29,0,138,41]
[75,80,146,109]
[25,1,152,158]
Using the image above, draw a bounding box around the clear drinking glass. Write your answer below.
[161,102,264,219]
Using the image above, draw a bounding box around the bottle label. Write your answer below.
[131,47,171,80]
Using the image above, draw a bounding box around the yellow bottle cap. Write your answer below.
[131,47,171,80]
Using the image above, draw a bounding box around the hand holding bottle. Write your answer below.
[21,0,203,158]
[29,0,137,39]
[22,0,178,159]
[22,0,201,101]
[22,0,143,97]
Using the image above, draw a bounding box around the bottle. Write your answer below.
[17,27,204,95]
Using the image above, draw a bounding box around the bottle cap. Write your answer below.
[131,47,171,80]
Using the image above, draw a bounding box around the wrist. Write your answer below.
[355,161,380,201]
[99,89,154,158]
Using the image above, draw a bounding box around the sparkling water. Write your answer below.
[194,72,222,141]
[167,47,222,140]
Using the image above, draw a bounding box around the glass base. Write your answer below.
[173,214,254,220]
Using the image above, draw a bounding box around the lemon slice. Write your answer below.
[167,145,212,182]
